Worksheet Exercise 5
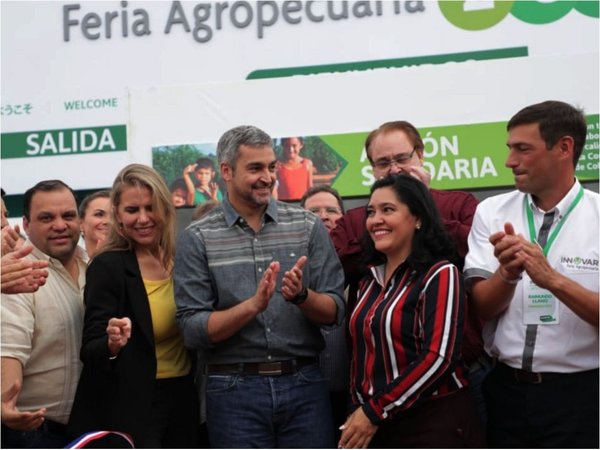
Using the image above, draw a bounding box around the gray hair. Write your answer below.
[217,125,273,167]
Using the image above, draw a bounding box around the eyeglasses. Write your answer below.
[372,148,417,170]
[308,207,342,216]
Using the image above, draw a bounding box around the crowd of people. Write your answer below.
[0,100,598,449]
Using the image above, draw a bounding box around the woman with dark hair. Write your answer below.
[339,174,483,448]
[68,164,199,448]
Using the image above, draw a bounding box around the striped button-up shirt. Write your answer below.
[349,260,468,424]
[174,196,345,364]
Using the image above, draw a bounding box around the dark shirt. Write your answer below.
[350,260,468,424]
[331,188,483,365]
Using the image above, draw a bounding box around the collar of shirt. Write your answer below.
[222,195,279,228]
[369,261,412,288]
[25,240,88,265]
[526,177,582,220]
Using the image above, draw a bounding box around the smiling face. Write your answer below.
[282,137,304,162]
[366,186,419,263]
[24,188,80,264]
[369,129,423,179]
[195,167,214,188]
[171,188,187,207]
[80,196,110,245]
[303,191,343,232]
[115,184,161,250]
[222,144,277,211]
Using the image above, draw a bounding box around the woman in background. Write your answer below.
[339,174,483,448]
[78,190,111,258]
[68,164,199,448]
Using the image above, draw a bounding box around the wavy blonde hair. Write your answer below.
[99,164,176,271]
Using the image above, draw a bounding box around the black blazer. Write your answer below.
[68,249,158,447]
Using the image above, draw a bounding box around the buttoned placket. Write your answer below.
[521,210,556,371]
[244,220,276,361]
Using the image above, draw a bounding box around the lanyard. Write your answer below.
[525,186,584,256]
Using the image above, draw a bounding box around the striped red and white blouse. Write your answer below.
[349,260,469,424]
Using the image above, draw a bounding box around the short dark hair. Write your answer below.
[507,100,587,167]
[365,121,424,164]
[362,174,456,272]
[24,180,77,221]
[195,157,216,171]
[169,178,188,193]
[299,185,345,214]
[78,189,111,218]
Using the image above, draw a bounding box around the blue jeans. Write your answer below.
[206,364,334,448]
[1,422,69,449]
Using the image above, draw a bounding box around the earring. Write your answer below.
[416,223,421,230]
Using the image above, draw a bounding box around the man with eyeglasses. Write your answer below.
[330,120,486,419]
[300,186,345,233]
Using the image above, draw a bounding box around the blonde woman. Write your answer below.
[68,164,199,448]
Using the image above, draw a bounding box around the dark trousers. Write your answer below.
[1,420,70,449]
[141,375,200,448]
[483,365,599,448]
[368,388,485,448]
[330,390,350,443]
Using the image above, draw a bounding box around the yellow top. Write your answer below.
[144,277,191,379]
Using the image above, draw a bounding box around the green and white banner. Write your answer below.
[1,1,598,197]
[129,52,598,198]
[323,115,600,195]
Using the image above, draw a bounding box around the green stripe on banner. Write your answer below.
[1,125,127,159]
[319,114,599,197]
[246,46,529,79]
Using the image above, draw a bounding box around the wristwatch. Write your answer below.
[290,286,309,305]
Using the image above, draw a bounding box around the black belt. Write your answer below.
[207,357,316,376]
[496,362,568,384]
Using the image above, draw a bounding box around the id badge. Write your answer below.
[522,275,559,325]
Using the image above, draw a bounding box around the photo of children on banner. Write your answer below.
[183,157,223,206]
[169,178,189,208]
[276,136,314,201]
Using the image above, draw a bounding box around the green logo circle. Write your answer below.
[438,0,515,31]
[511,1,573,24]
[575,0,599,18]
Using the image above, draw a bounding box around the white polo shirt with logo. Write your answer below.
[464,179,599,373]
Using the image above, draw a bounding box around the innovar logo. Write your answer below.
[560,255,599,271]
[438,0,598,31]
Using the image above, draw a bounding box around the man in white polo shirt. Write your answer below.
[464,100,598,448]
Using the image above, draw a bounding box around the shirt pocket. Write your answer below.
[271,246,308,291]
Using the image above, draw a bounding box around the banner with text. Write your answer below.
[2,1,598,195]
[128,53,598,200]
